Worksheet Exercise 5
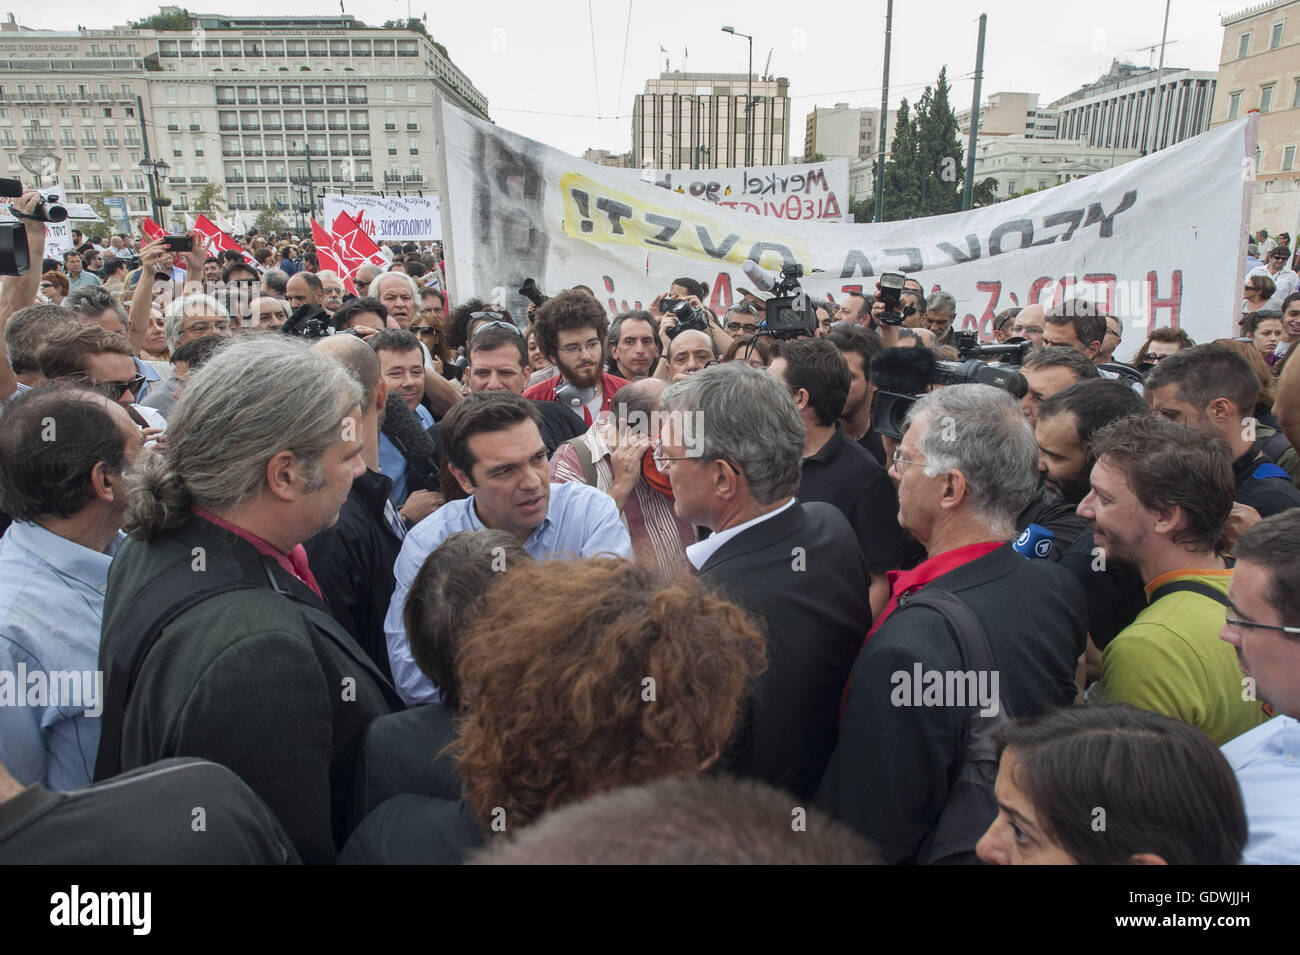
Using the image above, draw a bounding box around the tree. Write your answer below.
[194,182,227,216]
[849,197,874,223]
[83,190,116,228]
[131,8,191,30]
[880,99,919,221]
[912,67,965,217]
[253,208,290,235]
[971,176,1000,207]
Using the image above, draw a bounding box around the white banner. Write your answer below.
[0,183,86,257]
[436,97,1250,346]
[610,158,850,223]
[322,192,441,242]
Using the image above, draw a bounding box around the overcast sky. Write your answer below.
[23,0,1235,156]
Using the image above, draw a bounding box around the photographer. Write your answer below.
[650,289,733,361]
[0,189,49,404]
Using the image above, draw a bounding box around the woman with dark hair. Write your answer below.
[723,334,774,369]
[339,558,766,864]
[976,705,1248,865]
[1131,326,1195,368]
[1239,311,1285,366]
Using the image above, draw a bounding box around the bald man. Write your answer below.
[665,329,717,382]
[1009,303,1047,350]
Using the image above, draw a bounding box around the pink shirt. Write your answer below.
[192,506,323,599]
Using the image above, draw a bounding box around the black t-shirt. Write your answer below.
[1233,446,1300,518]
[1058,530,1148,651]
[856,427,887,469]
[799,425,904,573]
[0,758,299,864]
[1016,484,1088,560]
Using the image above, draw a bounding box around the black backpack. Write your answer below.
[896,590,1014,865]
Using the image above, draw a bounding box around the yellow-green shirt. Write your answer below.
[1099,569,1270,745]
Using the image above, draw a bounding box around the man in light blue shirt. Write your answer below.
[1219,509,1300,864]
[65,251,101,292]
[385,392,632,704]
[0,386,142,790]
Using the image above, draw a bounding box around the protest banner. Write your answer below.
[328,210,390,275]
[611,158,850,223]
[322,192,441,242]
[434,96,1252,346]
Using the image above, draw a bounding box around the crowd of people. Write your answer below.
[0,182,1297,867]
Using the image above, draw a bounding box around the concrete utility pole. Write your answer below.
[874,0,893,223]
[962,14,987,211]
[1145,0,1172,155]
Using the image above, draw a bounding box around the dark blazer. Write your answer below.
[97,518,403,864]
[303,467,403,682]
[338,794,485,865]
[815,544,1086,863]
[699,500,871,801]
[350,702,460,828]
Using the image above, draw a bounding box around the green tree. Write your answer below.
[131,8,191,30]
[849,197,874,223]
[880,99,919,221]
[253,207,290,235]
[972,176,1000,207]
[82,190,116,227]
[912,67,966,217]
[193,182,227,216]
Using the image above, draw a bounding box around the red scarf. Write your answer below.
[641,448,674,500]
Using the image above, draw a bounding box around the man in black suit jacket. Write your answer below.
[815,384,1086,863]
[661,363,871,801]
[95,337,402,864]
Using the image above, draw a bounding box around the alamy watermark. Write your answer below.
[0,665,102,718]
[890,664,1000,717]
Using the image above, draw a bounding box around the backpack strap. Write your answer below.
[1251,461,1291,482]
[894,590,1013,864]
[1148,579,1230,608]
[562,436,599,487]
[1262,429,1292,463]
[94,543,271,781]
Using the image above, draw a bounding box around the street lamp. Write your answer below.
[721,25,753,166]
[138,157,170,225]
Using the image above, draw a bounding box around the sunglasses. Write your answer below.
[410,325,442,335]
[470,310,507,321]
[472,319,522,338]
[74,373,147,401]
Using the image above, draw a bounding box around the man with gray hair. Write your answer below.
[657,362,870,800]
[923,290,958,346]
[94,336,402,863]
[163,293,232,352]
[815,383,1087,863]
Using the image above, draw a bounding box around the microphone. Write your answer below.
[741,259,777,292]
[1014,523,1056,560]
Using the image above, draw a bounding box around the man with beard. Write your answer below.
[524,290,628,426]
[1040,381,1151,681]
[1078,415,1270,746]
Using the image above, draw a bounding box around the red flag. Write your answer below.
[193,214,259,270]
[330,210,389,276]
[311,218,356,295]
[141,218,165,242]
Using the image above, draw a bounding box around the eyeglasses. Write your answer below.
[183,320,230,335]
[1010,324,1043,335]
[651,440,697,471]
[73,373,147,401]
[472,319,522,338]
[556,338,602,356]
[725,321,759,334]
[1223,614,1300,637]
[410,325,443,335]
[891,449,926,470]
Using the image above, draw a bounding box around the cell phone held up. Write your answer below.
[161,234,192,253]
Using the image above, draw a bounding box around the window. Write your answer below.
[1262,85,1275,113]
[166,87,176,103]
[1294,79,1300,109]
[1270,22,1283,50]
[1229,91,1242,120]
[1285,146,1297,172]
[87,153,99,169]
[407,85,417,101]
[1239,32,1250,58]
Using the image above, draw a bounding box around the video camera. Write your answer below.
[519,277,548,311]
[739,259,816,340]
[869,338,1029,440]
[281,303,333,340]
[0,178,69,276]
